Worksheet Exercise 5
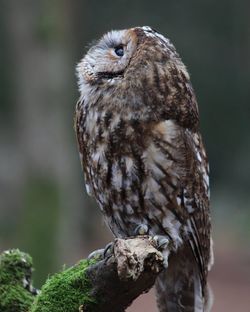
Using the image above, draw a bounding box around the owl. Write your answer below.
[75,26,213,312]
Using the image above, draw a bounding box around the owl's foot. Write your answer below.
[87,242,114,261]
[134,224,149,236]
[153,235,169,251]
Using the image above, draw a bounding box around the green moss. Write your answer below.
[0,249,97,312]
[0,249,36,311]
[0,285,34,311]
[31,259,96,312]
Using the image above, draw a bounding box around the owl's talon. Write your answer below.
[134,224,149,236]
[88,242,114,261]
[88,248,105,261]
[103,242,114,258]
[153,235,169,250]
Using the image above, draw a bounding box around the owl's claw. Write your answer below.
[87,248,105,261]
[134,224,149,236]
[88,242,114,261]
[87,243,114,261]
[153,235,169,250]
[103,242,114,258]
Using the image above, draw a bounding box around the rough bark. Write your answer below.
[83,237,164,311]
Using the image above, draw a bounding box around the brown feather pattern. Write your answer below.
[75,26,213,311]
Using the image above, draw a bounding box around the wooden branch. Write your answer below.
[83,237,164,311]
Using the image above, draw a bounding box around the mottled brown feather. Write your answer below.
[75,26,213,311]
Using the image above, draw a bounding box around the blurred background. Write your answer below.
[0,0,249,311]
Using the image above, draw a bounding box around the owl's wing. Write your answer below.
[184,129,212,284]
[151,120,211,288]
[74,99,94,197]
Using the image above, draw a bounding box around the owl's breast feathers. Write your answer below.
[75,99,212,289]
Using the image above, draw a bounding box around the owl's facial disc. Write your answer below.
[95,41,125,79]
[77,29,138,85]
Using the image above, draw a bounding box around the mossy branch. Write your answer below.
[83,237,164,312]
[0,237,164,312]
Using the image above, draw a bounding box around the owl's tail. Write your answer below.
[155,248,213,312]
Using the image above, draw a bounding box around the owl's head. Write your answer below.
[77,26,187,95]
[76,27,197,129]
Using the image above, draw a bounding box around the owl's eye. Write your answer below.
[114,45,124,57]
